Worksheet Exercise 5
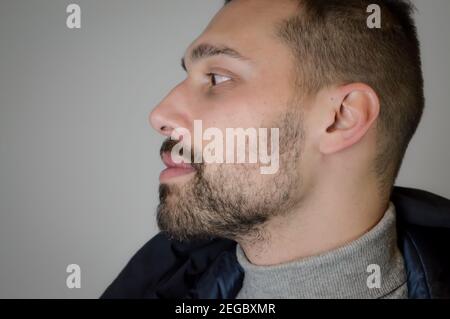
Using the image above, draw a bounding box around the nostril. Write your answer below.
[160,125,170,133]
[160,125,174,137]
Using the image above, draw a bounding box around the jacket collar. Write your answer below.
[393,187,450,299]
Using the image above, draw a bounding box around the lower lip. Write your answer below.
[159,167,196,182]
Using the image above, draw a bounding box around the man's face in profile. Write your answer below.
[150,0,310,242]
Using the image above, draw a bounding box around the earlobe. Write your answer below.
[319,85,380,155]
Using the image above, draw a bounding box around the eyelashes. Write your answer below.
[207,73,232,87]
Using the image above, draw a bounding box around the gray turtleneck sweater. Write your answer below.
[235,202,408,299]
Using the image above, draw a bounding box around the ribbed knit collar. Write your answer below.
[235,203,407,299]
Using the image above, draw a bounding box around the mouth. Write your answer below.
[159,151,196,182]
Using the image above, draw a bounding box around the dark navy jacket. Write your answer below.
[101,187,450,299]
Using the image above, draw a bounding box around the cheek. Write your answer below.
[202,163,259,195]
[200,98,280,132]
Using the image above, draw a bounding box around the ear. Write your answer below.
[319,83,380,155]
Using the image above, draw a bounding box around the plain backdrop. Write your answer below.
[0,0,449,298]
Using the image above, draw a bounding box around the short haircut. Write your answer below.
[224,0,425,191]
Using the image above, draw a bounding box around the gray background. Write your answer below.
[0,0,448,298]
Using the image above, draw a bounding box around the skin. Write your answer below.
[149,0,388,266]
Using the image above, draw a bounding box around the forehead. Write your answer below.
[185,0,298,63]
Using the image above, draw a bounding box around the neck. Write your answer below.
[237,174,389,266]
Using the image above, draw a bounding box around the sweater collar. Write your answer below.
[235,203,407,299]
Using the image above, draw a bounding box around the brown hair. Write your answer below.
[225,0,425,191]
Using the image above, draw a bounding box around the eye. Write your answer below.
[208,73,231,87]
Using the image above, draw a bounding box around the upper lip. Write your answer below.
[161,152,194,169]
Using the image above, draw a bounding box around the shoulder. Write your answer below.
[392,186,450,228]
[101,233,236,298]
[392,186,450,298]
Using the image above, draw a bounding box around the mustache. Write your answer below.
[159,138,203,171]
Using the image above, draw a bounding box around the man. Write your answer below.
[102,0,450,299]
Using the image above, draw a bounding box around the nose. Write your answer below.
[149,84,191,138]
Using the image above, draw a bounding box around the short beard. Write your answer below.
[156,107,305,243]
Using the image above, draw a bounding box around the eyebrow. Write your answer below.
[181,43,248,72]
